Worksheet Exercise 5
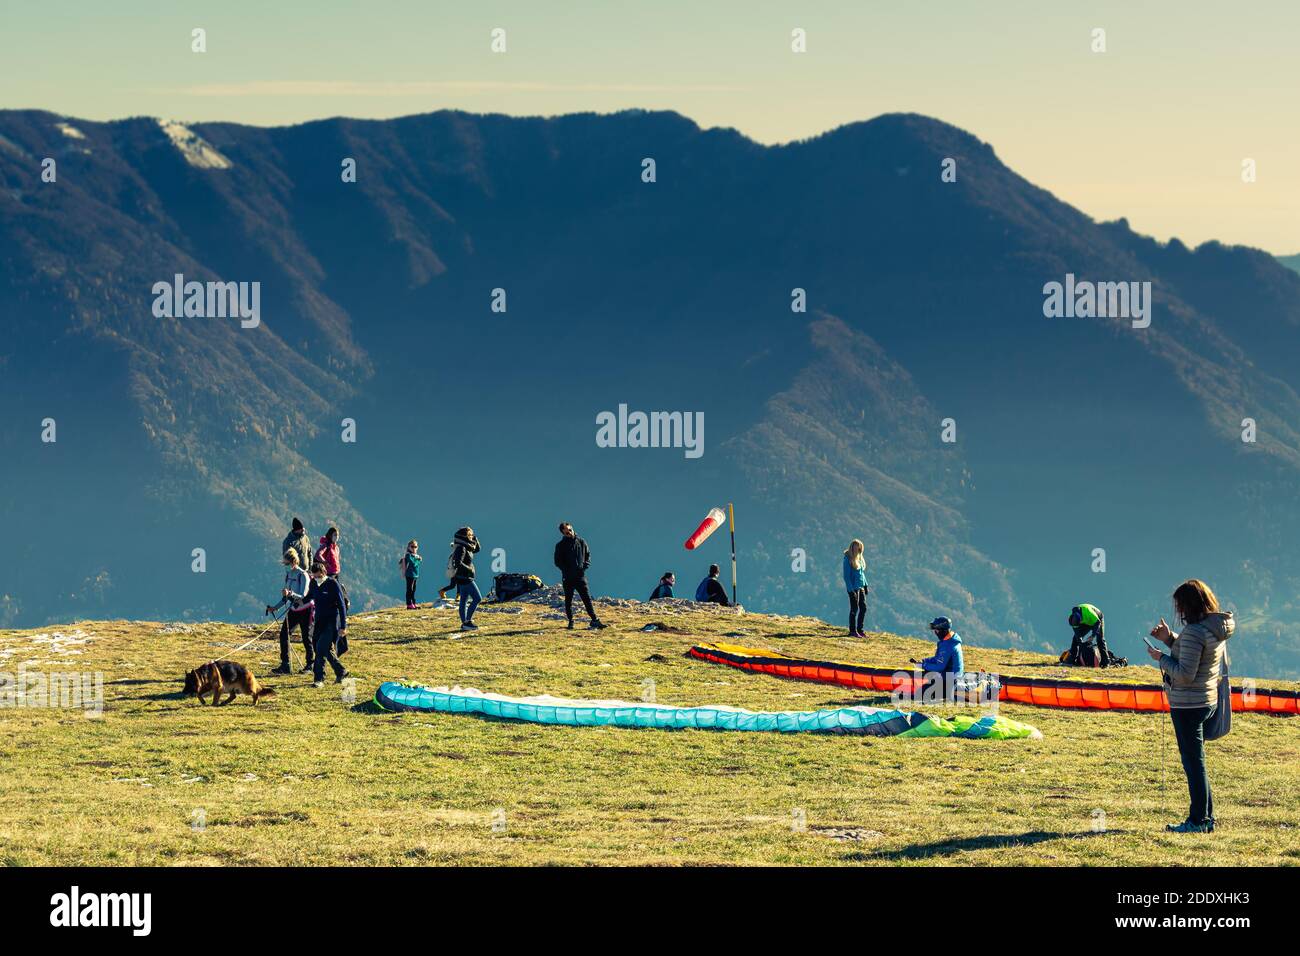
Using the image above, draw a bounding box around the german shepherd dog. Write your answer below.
[183,661,275,706]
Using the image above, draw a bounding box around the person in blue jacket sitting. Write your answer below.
[913,617,964,674]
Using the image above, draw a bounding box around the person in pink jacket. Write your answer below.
[314,526,349,621]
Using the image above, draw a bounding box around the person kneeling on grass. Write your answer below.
[1063,602,1123,667]
[303,561,349,688]
[267,549,313,676]
[911,617,964,674]
[909,617,965,702]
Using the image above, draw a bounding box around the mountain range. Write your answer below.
[2,107,1299,678]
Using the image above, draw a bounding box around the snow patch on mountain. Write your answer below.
[157,119,232,169]
[55,122,86,140]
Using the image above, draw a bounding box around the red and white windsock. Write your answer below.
[684,507,727,550]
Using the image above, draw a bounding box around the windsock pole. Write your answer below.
[728,502,737,605]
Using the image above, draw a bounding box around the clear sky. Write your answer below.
[3,0,1297,252]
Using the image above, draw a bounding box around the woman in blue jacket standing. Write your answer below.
[842,539,869,637]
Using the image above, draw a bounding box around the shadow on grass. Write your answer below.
[106,678,177,686]
[991,661,1068,669]
[859,829,1126,862]
[820,696,900,708]
[373,626,554,647]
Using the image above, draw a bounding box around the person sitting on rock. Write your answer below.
[695,565,731,606]
[648,572,675,600]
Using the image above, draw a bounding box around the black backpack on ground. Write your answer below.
[491,573,543,602]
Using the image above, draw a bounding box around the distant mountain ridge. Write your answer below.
[2,108,1299,678]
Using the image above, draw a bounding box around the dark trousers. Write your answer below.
[280,606,314,666]
[1171,705,1215,824]
[405,577,417,605]
[563,576,598,623]
[312,621,346,682]
[1069,629,1111,666]
[848,588,867,634]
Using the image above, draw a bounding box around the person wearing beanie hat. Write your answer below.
[281,517,312,573]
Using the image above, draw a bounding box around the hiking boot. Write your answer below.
[271,662,292,676]
[588,620,607,630]
[335,670,350,684]
[312,680,325,689]
[566,619,575,630]
[462,621,479,630]
[300,662,314,674]
[1166,819,1214,833]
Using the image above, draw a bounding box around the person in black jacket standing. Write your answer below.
[450,527,482,630]
[553,522,606,630]
[304,561,349,688]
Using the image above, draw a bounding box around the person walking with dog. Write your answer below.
[304,560,349,688]
[1146,579,1234,833]
[267,549,313,675]
[554,522,606,630]
[401,540,422,610]
[449,527,482,629]
[843,539,869,637]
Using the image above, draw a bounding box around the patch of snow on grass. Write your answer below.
[158,119,232,169]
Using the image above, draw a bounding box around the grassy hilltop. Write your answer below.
[0,591,1296,866]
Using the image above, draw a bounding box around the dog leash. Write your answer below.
[213,607,287,663]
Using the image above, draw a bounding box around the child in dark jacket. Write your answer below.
[401,540,422,609]
[303,561,348,687]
